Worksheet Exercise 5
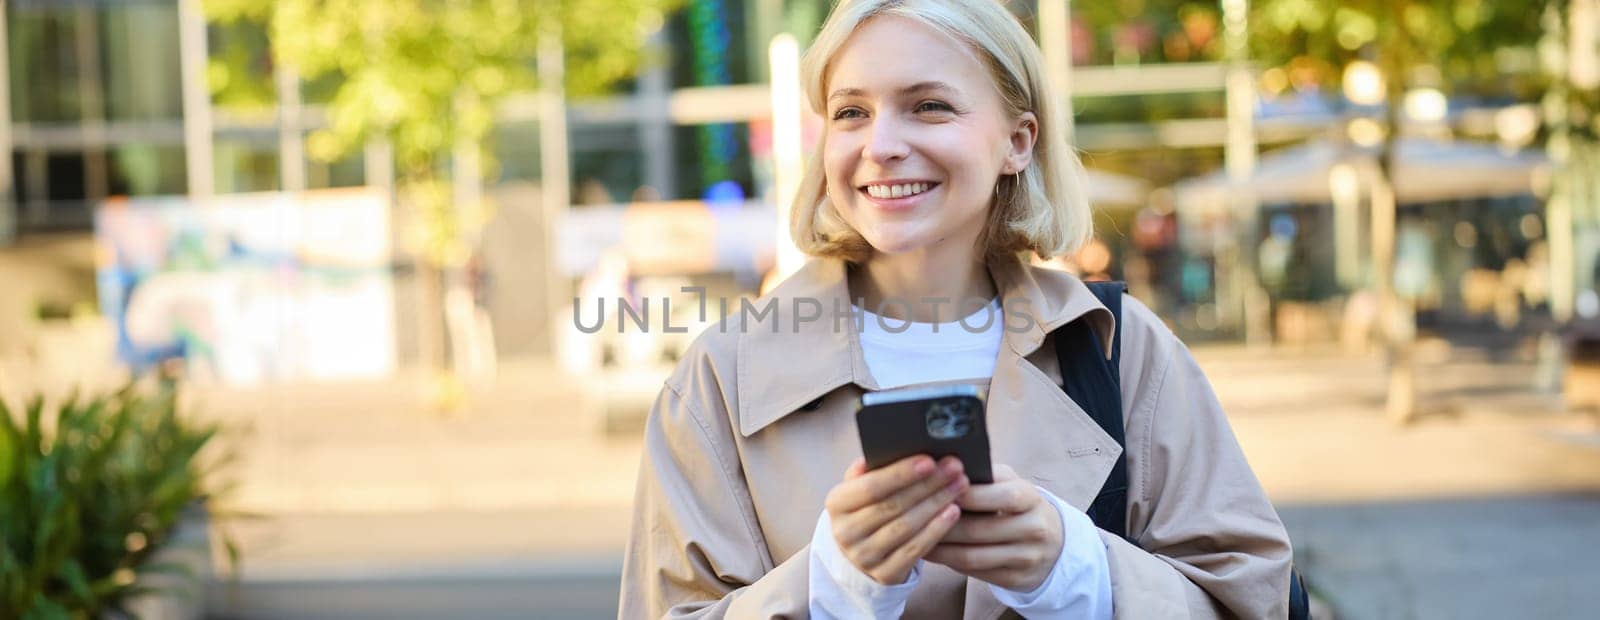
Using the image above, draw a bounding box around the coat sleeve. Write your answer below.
[1103,299,1295,619]
[618,380,810,619]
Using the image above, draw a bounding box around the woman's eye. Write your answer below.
[915,100,954,113]
[831,107,865,121]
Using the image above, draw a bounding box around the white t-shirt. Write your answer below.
[857,298,1004,388]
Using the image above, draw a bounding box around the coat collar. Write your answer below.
[734,257,1116,437]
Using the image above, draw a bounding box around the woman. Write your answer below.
[619,0,1293,617]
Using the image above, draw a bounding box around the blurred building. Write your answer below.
[6,0,1591,370]
[0,0,830,369]
[1176,136,1554,344]
[1,0,1278,368]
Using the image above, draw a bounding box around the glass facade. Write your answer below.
[8,2,187,233]
[108,143,186,197]
[211,139,278,195]
[570,124,645,205]
[3,0,788,239]
[306,137,365,190]
[489,120,542,186]
[9,8,85,123]
[101,3,183,122]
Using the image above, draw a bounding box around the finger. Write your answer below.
[849,466,968,557]
[836,457,965,544]
[939,512,1050,545]
[843,458,867,480]
[925,542,1032,573]
[825,454,936,515]
[866,503,962,585]
[955,479,1039,514]
[992,463,1019,482]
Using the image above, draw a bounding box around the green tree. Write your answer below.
[1073,0,1225,66]
[204,0,675,261]
[1246,0,1546,100]
[202,0,679,403]
[1244,0,1550,423]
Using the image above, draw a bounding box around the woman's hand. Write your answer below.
[824,455,970,585]
[926,464,1064,592]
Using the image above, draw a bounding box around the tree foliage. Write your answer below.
[1246,0,1548,100]
[1067,0,1548,103]
[202,0,678,265]
[1072,0,1224,65]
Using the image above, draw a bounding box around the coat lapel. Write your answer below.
[962,330,1122,620]
[987,342,1122,510]
[736,258,877,437]
[985,257,1122,510]
[963,260,1122,620]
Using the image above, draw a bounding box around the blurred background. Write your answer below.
[1,0,1598,618]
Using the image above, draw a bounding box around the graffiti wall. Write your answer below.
[94,188,396,384]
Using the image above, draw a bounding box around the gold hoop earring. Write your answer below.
[995,170,1022,203]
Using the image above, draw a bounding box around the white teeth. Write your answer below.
[866,182,931,199]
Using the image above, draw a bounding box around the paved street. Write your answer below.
[189,343,1600,619]
[207,509,623,620]
[1281,494,1600,620]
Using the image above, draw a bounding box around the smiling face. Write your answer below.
[822,15,1035,260]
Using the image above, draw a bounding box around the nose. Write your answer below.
[862,115,910,164]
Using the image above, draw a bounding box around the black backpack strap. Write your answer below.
[1290,571,1311,620]
[1053,281,1314,620]
[1052,280,1130,542]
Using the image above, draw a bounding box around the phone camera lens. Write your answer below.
[925,400,974,439]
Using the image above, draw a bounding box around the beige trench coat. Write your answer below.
[619,257,1293,619]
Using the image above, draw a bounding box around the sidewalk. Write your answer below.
[1280,494,1600,620]
[196,345,1600,619]
[1198,344,1600,619]
[209,508,628,620]
[197,359,640,618]
[192,358,644,515]
[1198,344,1599,504]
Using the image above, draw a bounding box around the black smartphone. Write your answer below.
[855,384,993,484]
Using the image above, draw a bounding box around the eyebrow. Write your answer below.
[826,81,960,104]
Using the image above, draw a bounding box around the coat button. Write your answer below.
[799,396,825,411]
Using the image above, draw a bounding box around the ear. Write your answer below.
[1001,111,1038,174]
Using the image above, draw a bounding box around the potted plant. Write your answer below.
[0,381,231,619]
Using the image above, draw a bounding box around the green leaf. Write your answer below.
[222,531,242,575]
[0,415,13,492]
[0,379,231,617]
[20,596,71,620]
[23,397,43,455]
[56,559,93,606]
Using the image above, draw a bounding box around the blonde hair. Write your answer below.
[790,0,1093,264]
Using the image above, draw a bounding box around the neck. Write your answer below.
[850,246,997,323]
